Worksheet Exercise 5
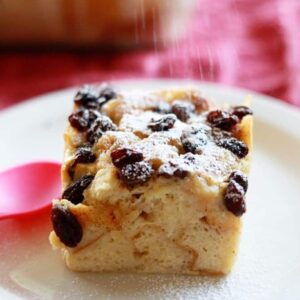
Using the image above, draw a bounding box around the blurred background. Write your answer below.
[0,0,299,110]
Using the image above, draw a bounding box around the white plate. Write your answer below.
[0,79,300,300]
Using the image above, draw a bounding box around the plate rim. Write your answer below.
[1,79,300,119]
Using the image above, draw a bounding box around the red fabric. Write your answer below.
[0,0,300,110]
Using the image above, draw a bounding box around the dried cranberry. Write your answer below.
[68,146,96,179]
[229,171,248,192]
[230,106,253,120]
[111,148,143,168]
[74,85,98,108]
[181,127,208,154]
[216,137,248,158]
[158,161,189,179]
[148,114,176,131]
[62,175,94,204]
[51,205,83,247]
[119,161,152,185]
[87,115,117,144]
[207,110,239,131]
[153,102,171,114]
[171,101,195,122]
[224,180,246,216]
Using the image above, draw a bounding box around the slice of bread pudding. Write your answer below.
[49,84,253,275]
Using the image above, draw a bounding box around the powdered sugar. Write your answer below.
[107,89,246,185]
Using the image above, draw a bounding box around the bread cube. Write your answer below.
[49,84,252,275]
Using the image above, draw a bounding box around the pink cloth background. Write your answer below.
[0,0,299,110]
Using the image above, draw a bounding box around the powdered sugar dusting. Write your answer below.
[120,161,152,185]
[103,88,247,185]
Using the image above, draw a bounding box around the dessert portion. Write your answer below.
[49,84,253,275]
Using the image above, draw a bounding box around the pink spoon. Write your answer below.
[0,161,61,220]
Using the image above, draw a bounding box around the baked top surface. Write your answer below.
[63,85,252,193]
[50,83,252,262]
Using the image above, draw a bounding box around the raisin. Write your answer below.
[87,115,117,144]
[68,111,89,132]
[207,110,239,131]
[74,85,117,110]
[181,127,208,154]
[68,109,101,132]
[171,101,195,122]
[216,137,248,158]
[211,127,232,140]
[99,85,117,102]
[230,106,253,120]
[148,114,177,131]
[119,161,152,185]
[68,146,96,179]
[182,152,196,164]
[192,96,209,112]
[84,109,102,124]
[62,175,94,204]
[73,146,96,164]
[74,85,98,108]
[111,148,143,168]
[51,205,83,247]
[158,161,189,179]
[153,102,171,114]
[224,180,246,216]
[229,171,248,192]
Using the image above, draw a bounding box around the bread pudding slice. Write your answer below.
[49,84,253,275]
